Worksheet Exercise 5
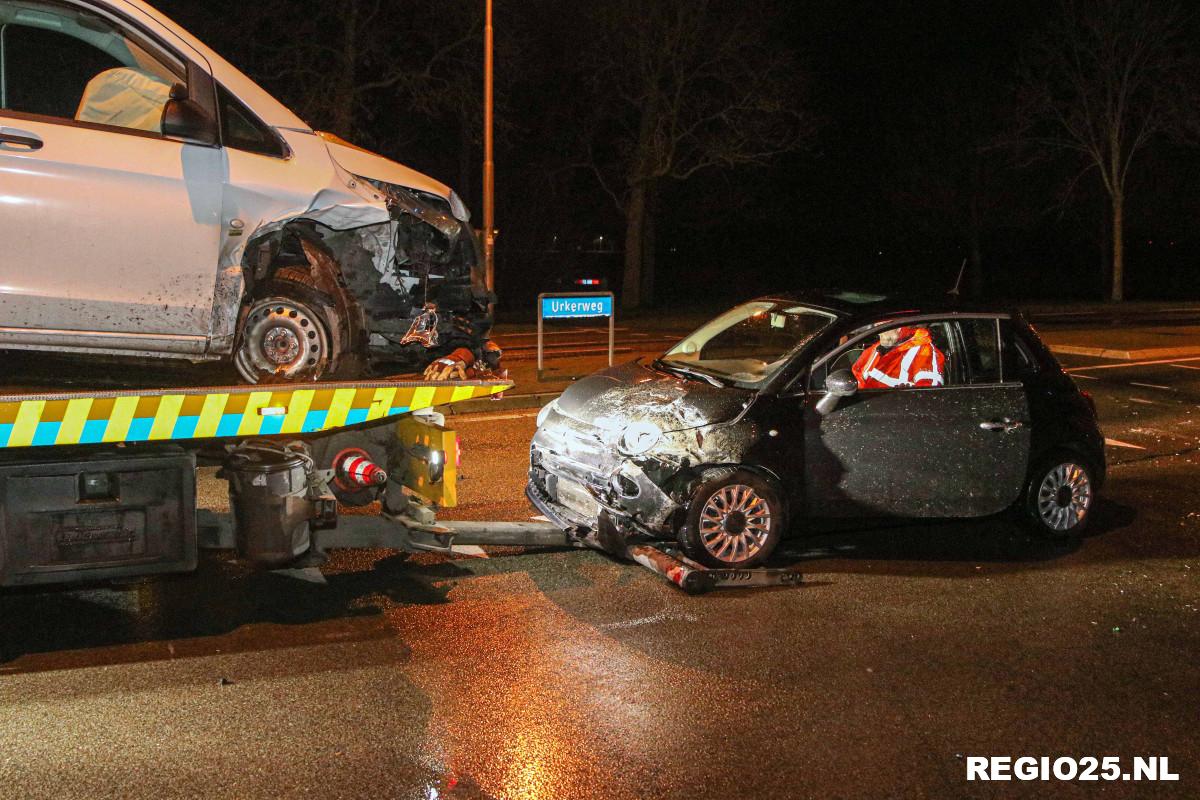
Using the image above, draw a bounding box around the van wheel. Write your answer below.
[235,295,333,383]
[678,469,784,568]
[1022,454,1095,538]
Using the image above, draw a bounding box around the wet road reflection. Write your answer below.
[0,412,1196,798]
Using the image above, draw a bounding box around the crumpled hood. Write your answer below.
[317,132,454,206]
[555,361,750,433]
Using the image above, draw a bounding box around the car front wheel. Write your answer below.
[678,469,784,569]
[1023,455,1095,537]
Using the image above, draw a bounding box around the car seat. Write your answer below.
[924,323,956,384]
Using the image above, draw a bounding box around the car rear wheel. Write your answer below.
[678,469,784,569]
[235,294,333,383]
[1023,455,1095,537]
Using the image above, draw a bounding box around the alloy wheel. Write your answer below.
[698,483,773,564]
[1036,462,1092,532]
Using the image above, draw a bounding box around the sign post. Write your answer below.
[537,292,615,381]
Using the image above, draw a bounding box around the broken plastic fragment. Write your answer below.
[400,303,440,347]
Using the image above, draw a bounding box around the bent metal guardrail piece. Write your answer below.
[627,544,803,595]
[0,379,510,449]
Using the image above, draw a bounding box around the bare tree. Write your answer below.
[1016,0,1197,301]
[224,0,485,146]
[890,74,1034,298]
[573,0,814,310]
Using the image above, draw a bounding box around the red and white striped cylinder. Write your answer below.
[336,450,388,487]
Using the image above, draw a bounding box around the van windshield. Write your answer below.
[659,301,835,387]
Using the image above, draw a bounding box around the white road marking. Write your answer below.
[454,410,541,423]
[1129,398,1157,405]
[1129,382,1172,390]
[1105,437,1147,450]
[599,609,699,629]
[1172,363,1200,371]
[1066,355,1200,372]
[500,327,632,338]
[1072,373,1099,380]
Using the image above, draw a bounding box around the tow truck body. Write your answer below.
[0,379,800,595]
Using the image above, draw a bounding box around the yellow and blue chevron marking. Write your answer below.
[0,380,509,449]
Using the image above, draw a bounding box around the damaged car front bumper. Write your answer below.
[527,406,681,543]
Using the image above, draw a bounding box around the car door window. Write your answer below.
[0,1,182,134]
[814,320,955,390]
[1000,320,1040,380]
[957,318,1002,384]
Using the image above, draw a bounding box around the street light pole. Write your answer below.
[483,0,495,293]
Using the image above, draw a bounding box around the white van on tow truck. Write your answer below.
[0,0,492,382]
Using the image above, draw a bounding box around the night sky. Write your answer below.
[158,0,1200,311]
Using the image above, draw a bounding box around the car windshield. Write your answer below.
[660,301,835,387]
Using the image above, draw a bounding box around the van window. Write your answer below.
[218,84,286,157]
[0,1,182,134]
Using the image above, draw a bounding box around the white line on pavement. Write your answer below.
[1065,355,1200,372]
[1172,363,1200,371]
[1105,437,1147,450]
[1072,373,1099,380]
[1129,398,1157,405]
[1129,382,1172,390]
[454,410,541,423]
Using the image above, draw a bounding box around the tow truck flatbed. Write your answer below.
[0,379,509,449]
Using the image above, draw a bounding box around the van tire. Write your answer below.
[234,289,336,383]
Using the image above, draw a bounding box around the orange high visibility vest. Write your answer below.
[852,327,945,389]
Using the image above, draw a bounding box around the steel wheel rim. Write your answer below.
[1036,462,1092,531]
[236,299,328,382]
[698,483,772,563]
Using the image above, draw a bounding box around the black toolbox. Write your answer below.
[0,447,196,587]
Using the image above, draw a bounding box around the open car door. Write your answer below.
[803,317,1031,518]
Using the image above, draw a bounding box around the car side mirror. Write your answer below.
[162,83,218,145]
[815,369,858,415]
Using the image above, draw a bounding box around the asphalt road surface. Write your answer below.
[1,352,1197,799]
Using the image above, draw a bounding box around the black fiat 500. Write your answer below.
[528,291,1105,569]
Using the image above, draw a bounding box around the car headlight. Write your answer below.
[620,421,662,454]
[449,190,471,222]
[536,400,556,428]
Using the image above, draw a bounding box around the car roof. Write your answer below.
[760,289,1017,323]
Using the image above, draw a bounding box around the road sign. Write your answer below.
[540,295,614,319]
[537,292,615,380]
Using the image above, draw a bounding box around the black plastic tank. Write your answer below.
[223,446,314,568]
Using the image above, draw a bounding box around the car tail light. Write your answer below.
[1080,389,1097,417]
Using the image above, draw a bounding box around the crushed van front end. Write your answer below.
[328,179,494,369]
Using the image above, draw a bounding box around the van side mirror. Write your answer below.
[815,369,858,415]
[162,83,218,145]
